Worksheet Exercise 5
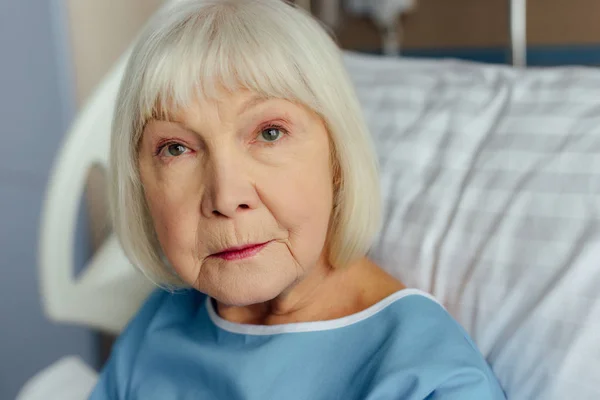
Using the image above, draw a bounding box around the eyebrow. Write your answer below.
[238,94,271,115]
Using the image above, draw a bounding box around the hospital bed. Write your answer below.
[23,1,600,399]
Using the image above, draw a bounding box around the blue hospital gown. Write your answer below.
[90,288,506,399]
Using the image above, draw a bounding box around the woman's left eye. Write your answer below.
[157,143,190,158]
[257,127,284,143]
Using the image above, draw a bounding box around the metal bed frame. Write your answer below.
[509,0,527,67]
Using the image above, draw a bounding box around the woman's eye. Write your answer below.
[258,127,284,143]
[161,143,189,157]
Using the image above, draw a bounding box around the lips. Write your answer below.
[210,242,270,261]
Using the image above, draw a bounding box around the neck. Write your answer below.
[215,257,404,325]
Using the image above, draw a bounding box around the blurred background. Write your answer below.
[1,0,600,398]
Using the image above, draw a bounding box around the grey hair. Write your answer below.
[110,0,381,287]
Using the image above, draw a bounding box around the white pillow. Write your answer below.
[344,52,600,400]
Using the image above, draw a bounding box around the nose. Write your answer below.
[201,151,259,219]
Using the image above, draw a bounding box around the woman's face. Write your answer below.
[139,91,334,306]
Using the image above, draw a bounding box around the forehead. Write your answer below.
[154,89,313,124]
[180,90,268,117]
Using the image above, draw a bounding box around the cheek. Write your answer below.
[259,148,334,266]
[140,162,202,261]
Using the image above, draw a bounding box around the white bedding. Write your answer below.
[344,53,600,399]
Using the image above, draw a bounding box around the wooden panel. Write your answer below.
[337,0,508,51]
[528,0,600,45]
[337,0,600,51]
[402,0,509,49]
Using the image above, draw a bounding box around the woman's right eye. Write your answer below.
[159,143,190,157]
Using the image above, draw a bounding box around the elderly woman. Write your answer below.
[91,0,505,399]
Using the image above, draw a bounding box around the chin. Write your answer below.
[195,245,300,307]
[203,270,293,307]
